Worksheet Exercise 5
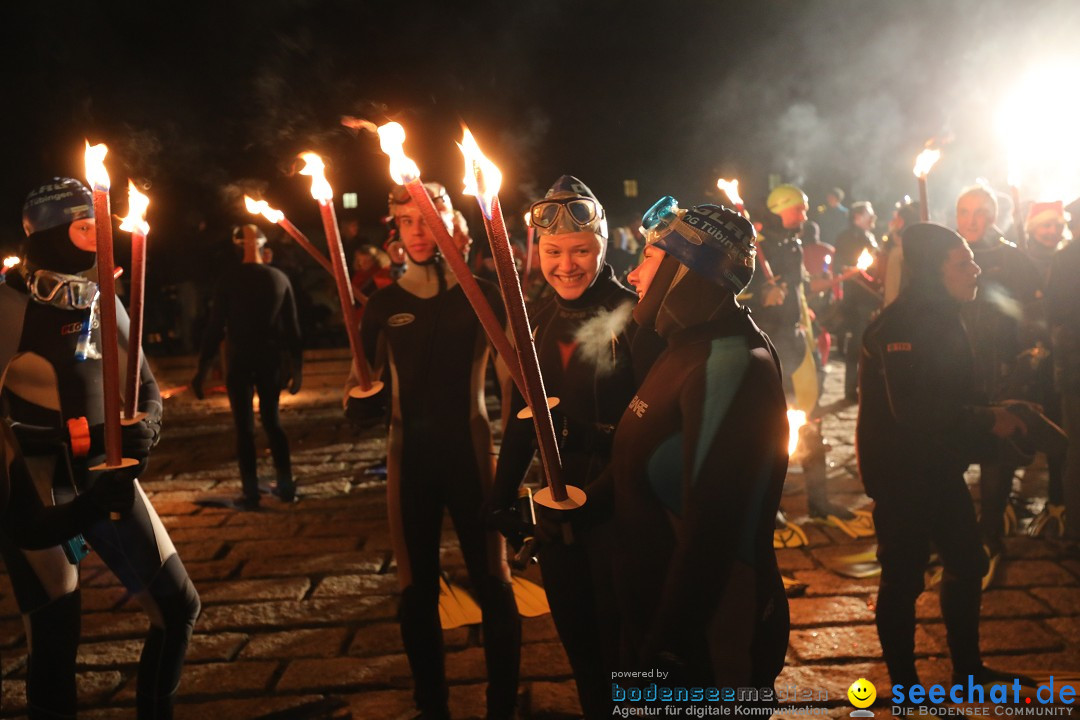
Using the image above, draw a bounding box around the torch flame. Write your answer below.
[84,141,110,191]
[3,256,19,270]
[118,181,150,235]
[856,248,874,271]
[524,211,532,228]
[913,147,942,179]
[376,122,421,185]
[299,152,333,203]
[244,195,285,224]
[716,178,744,206]
[458,127,503,219]
[787,409,807,455]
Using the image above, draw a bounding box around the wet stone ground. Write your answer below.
[0,350,1076,719]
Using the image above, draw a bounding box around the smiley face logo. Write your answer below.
[848,678,876,708]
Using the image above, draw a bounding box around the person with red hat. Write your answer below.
[1023,200,1071,537]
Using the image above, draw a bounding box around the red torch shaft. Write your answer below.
[484,195,566,501]
[123,229,146,419]
[403,179,525,396]
[317,200,373,389]
[918,177,930,222]
[278,218,334,275]
[93,190,123,466]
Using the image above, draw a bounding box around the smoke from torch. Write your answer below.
[340,116,378,134]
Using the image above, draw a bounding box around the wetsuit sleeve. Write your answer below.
[490,384,534,509]
[1,424,84,549]
[116,300,163,426]
[642,350,785,665]
[874,316,994,456]
[196,279,229,374]
[489,285,540,510]
[137,354,163,426]
[0,287,26,381]
[198,278,232,375]
[280,277,302,364]
[344,291,387,403]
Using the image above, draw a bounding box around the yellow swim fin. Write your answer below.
[511,576,550,618]
[438,577,482,629]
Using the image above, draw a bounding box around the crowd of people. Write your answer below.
[0,165,1075,719]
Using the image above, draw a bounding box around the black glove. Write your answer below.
[486,505,532,551]
[345,395,385,429]
[1004,401,1069,457]
[80,469,137,516]
[288,363,303,395]
[88,420,156,476]
[121,420,156,475]
[190,370,206,400]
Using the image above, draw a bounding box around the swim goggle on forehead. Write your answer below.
[28,269,99,310]
[529,195,605,236]
[640,195,705,245]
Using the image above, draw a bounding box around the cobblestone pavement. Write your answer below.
[0,350,1077,719]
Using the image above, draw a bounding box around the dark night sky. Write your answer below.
[4,0,1079,278]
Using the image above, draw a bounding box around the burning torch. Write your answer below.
[913,147,942,222]
[118,182,149,422]
[373,121,525,397]
[297,153,382,399]
[1,256,19,279]
[85,143,140,491]
[243,195,334,276]
[459,127,584,511]
[717,178,745,214]
[718,178,774,283]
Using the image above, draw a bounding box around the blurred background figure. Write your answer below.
[816,187,849,247]
[191,224,303,509]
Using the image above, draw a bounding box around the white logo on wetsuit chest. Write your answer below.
[388,313,415,327]
[628,395,648,418]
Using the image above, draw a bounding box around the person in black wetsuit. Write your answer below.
[488,175,646,719]
[609,197,789,695]
[192,224,302,509]
[345,183,519,720]
[858,222,1031,692]
[954,186,1043,584]
[1,178,200,719]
